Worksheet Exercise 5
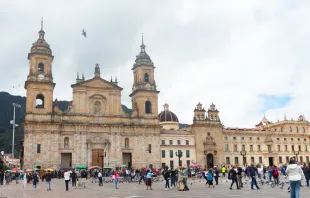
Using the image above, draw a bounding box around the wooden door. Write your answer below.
[92,149,104,167]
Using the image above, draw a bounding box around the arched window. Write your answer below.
[38,63,44,72]
[64,137,69,148]
[94,101,101,114]
[144,73,149,82]
[289,127,292,132]
[125,138,129,148]
[36,94,44,108]
[296,127,299,132]
[302,127,305,132]
[145,101,152,114]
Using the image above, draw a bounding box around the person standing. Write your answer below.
[0,171,4,185]
[286,158,305,198]
[22,172,28,190]
[305,163,310,187]
[98,170,103,186]
[213,166,219,185]
[139,168,145,184]
[15,171,20,184]
[64,170,70,191]
[146,170,153,190]
[237,165,243,188]
[229,166,239,190]
[71,170,77,188]
[32,171,39,190]
[81,170,87,188]
[113,172,119,189]
[163,166,170,190]
[45,170,52,191]
[170,168,176,188]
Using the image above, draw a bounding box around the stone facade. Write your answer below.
[23,23,310,170]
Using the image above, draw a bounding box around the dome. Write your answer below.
[158,104,179,122]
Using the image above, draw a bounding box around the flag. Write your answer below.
[266,122,270,129]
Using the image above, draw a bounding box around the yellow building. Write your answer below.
[23,22,310,170]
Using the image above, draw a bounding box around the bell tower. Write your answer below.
[129,35,159,118]
[24,20,55,114]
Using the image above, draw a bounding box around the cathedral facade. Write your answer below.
[23,24,310,170]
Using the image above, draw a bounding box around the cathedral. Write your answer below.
[23,23,310,170]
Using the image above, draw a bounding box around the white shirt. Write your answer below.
[64,171,70,180]
[286,164,305,181]
[257,168,263,175]
[98,173,102,178]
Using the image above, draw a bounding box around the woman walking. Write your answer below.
[113,172,119,189]
[286,158,305,198]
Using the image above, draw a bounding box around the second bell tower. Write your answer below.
[130,35,159,118]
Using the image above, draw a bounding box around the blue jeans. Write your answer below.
[251,176,259,189]
[170,177,175,187]
[114,178,118,189]
[268,174,272,183]
[290,180,301,198]
[46,181,51,190]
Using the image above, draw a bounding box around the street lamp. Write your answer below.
[10,103,21,167]
[294,151,299,162]
[175,151,183,167]
[240,151,247,167]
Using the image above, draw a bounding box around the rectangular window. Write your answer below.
[186,150,190,158]
[277,145,280,151]
[242,145,245,151]
[234,157,239,164]
[233,137,236,140]
[186,140,189,145]
[225,144,229,152]
[284,138,287,141]
[234,145,237,152]
[257,145,261,152]
[285,145,288,151]
[177,140,181,145]
[169,140,173,145]
[268,145,271,152]
[226,157,230,164]
[241,137,244,141]
[298,145,301,151]
[306,156,309,163]
[170,150,173,158]
[286,156,289,163]
[279,156,282,164]
[250,145,253,152]
[249,137,252,141]
[161,140,165,145]
[305,145,308,151]
[186,160,190,167]
[251,157,254,163]
[148,144,151,153]
[37,144,41,153]
[259,157,262,164]
[170,160,174,169]
[300,156,303,163]
[161,150,165,158]
[292,145,294,151]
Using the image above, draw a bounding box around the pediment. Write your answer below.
[71,78,122,90]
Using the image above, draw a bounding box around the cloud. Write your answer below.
[0,0,309,127]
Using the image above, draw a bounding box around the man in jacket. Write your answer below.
[81,170,87,188]
[237,165,243,188]
[250,163,259,190]
[213,166,219,185]
[45,170,52,191]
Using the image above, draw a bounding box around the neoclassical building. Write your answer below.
[23,23,310,170]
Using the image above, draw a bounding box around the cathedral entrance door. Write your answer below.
[61,153,72,168]
[92,149,104,167]
[122,153,132,168]
[207,153,214,169]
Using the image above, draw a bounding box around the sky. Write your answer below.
[1,0,310,127]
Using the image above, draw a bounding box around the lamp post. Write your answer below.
[294,151,299,162]
[240,151,247,167]
[10,103,21,167]
[175,151,183,167]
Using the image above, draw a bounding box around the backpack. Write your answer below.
[273,169,278,177]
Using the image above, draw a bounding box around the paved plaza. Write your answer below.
[0,178,309,198]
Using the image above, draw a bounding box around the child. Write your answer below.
[207,169,215,188]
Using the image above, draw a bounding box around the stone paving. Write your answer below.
[0,178,309,198]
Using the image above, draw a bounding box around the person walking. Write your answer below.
[286,158,305,198]
[45,170,52,191]
[237,165,243,188]
[113,172,119,189]
[71,170,77,188]
[250,163,259,190]
[81,170,87,188]
[170,168,176,188]
[213,166,219,185]
[64,170,70,191]
[305,163,310,187]
[163,166,170,190]
[22,172,28,190]
[229,166,239,190]
[207,169,215,188]
[139,168,145,184]
[32,171,39,190]
[221,166,226,179]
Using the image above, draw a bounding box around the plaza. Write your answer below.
[0,178,309,198]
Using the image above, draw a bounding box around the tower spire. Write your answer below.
[140,33,145,52]
[38,17,45,40]
[41,17,43,30]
